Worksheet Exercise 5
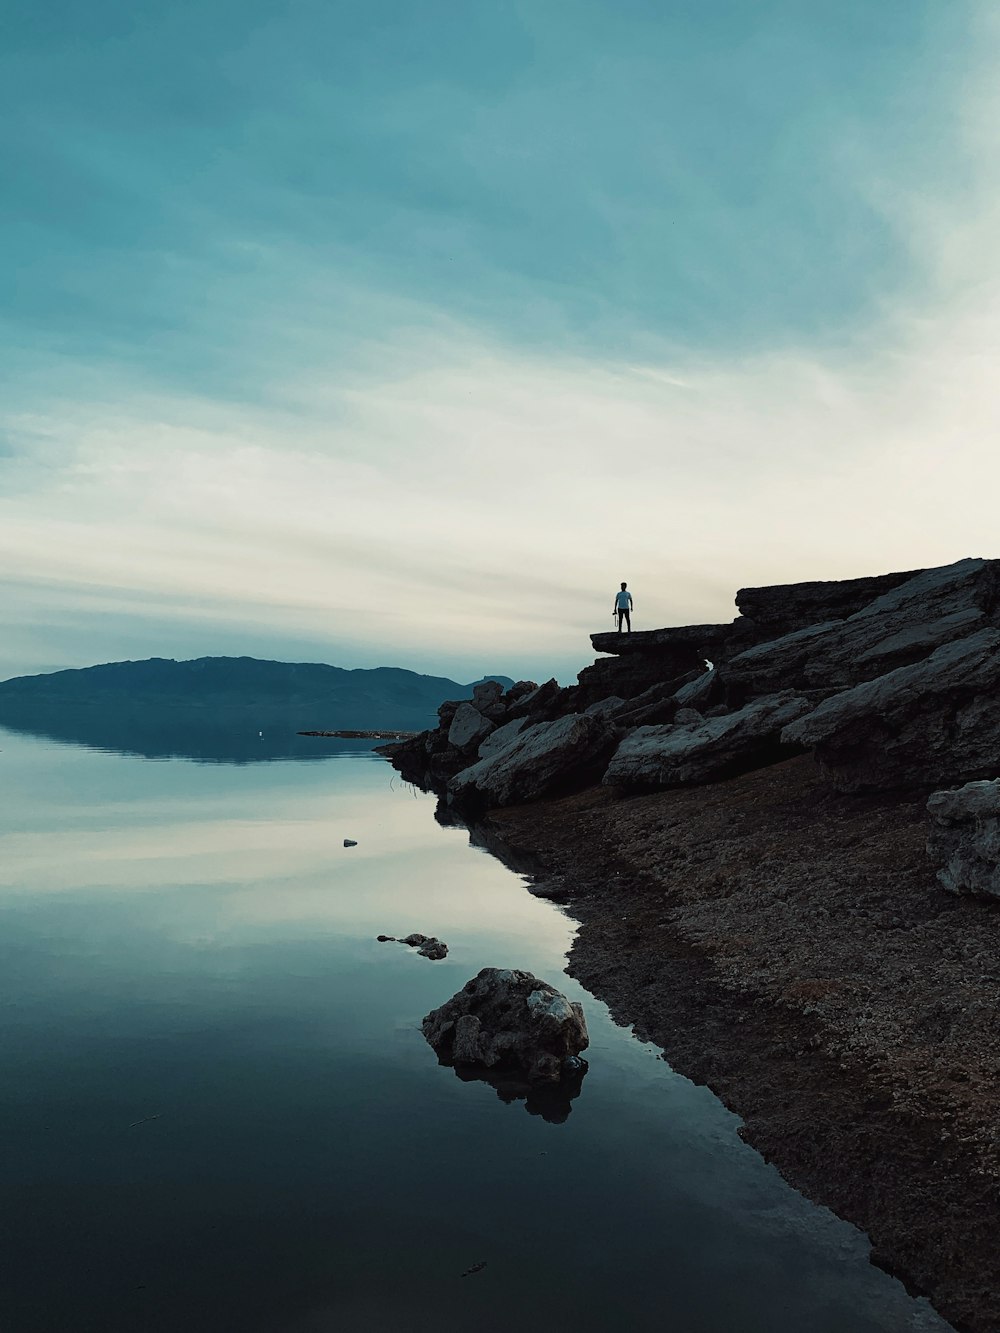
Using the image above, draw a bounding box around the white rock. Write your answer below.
[448,701,495,750]
[478,716,528,759]
[449,713,617,807]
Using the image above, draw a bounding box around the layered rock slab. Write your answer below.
[783,629,1000,792]
[448,713,618,809]
[604,691,812,791]
[926,780,1000,899]
[735,567,923,638]
[422,967,589,1083]
[723,558,1000,700]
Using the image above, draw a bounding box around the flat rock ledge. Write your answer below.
[422,967,589,1084]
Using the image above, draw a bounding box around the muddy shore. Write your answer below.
[473,755,1000,1333]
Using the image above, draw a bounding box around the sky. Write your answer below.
[3,0,998,685]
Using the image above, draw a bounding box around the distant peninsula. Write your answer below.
[0,656,515,757]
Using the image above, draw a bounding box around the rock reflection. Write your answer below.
[434,801,560,893]
[450,1060,588,1124]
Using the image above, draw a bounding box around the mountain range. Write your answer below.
[0,656,516,759]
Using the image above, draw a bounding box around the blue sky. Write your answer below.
[3,0,996,684]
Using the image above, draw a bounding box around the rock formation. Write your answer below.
[381,556,1000,812]
[448,713,619,810]
[378,560,1000,1332]
[422,968,589,1083]
[604,691,812,791]
[783,629,1000,791]
[734,568,922,638]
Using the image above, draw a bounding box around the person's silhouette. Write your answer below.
[613,582,633,633]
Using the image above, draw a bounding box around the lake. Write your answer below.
[0,724,952,1332]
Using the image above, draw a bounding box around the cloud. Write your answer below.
[2,1,997,681]
[3,201,1000,682]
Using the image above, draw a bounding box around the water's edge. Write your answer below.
[459,778,985,1333]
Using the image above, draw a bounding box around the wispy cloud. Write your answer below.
[1,1,996,681]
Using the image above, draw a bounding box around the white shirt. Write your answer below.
[615,589,633,609]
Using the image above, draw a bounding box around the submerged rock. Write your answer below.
[423,967,589,1083]
[400,932,449,960]
[926,780,1000,898]
[379,932,449,960]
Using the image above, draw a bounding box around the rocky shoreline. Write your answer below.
[475,762,1000,1333]
[380,557,1000,1333]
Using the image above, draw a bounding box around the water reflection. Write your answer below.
[0,703,378,763]
[435,799,555,886]
[0,727,956,1333]
[451,1060,588,1124]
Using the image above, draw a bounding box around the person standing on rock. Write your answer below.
[614,582,633,633]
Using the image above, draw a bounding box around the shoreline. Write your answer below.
[470,755,1000,1333]
[298,728,419,740]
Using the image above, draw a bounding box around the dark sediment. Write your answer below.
[477,756,1000,1333]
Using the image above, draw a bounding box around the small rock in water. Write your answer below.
[423,968,589,1082]
[376,935,395,943]
[344,839,358,847]
[460,1261,487,1278]
[400,932,449,960]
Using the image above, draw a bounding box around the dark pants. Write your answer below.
[616,608,631,632]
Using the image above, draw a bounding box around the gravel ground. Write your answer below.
[480,754,1000,1333]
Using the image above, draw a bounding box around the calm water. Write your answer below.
[0,724,951,1333]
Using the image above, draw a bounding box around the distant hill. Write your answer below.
[0,657,516,736]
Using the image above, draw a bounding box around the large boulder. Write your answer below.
[422,968,589,1083]
[926,781,1000,899]
[603,691,813,791]
[472,679,507,720]
[449,712,619,809]
[672,667,720,710]
[722,558,1000,701]
[477,716,528,759]
[447,701,495,751]
[782,629,1000,792]
[505,677,562,720]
